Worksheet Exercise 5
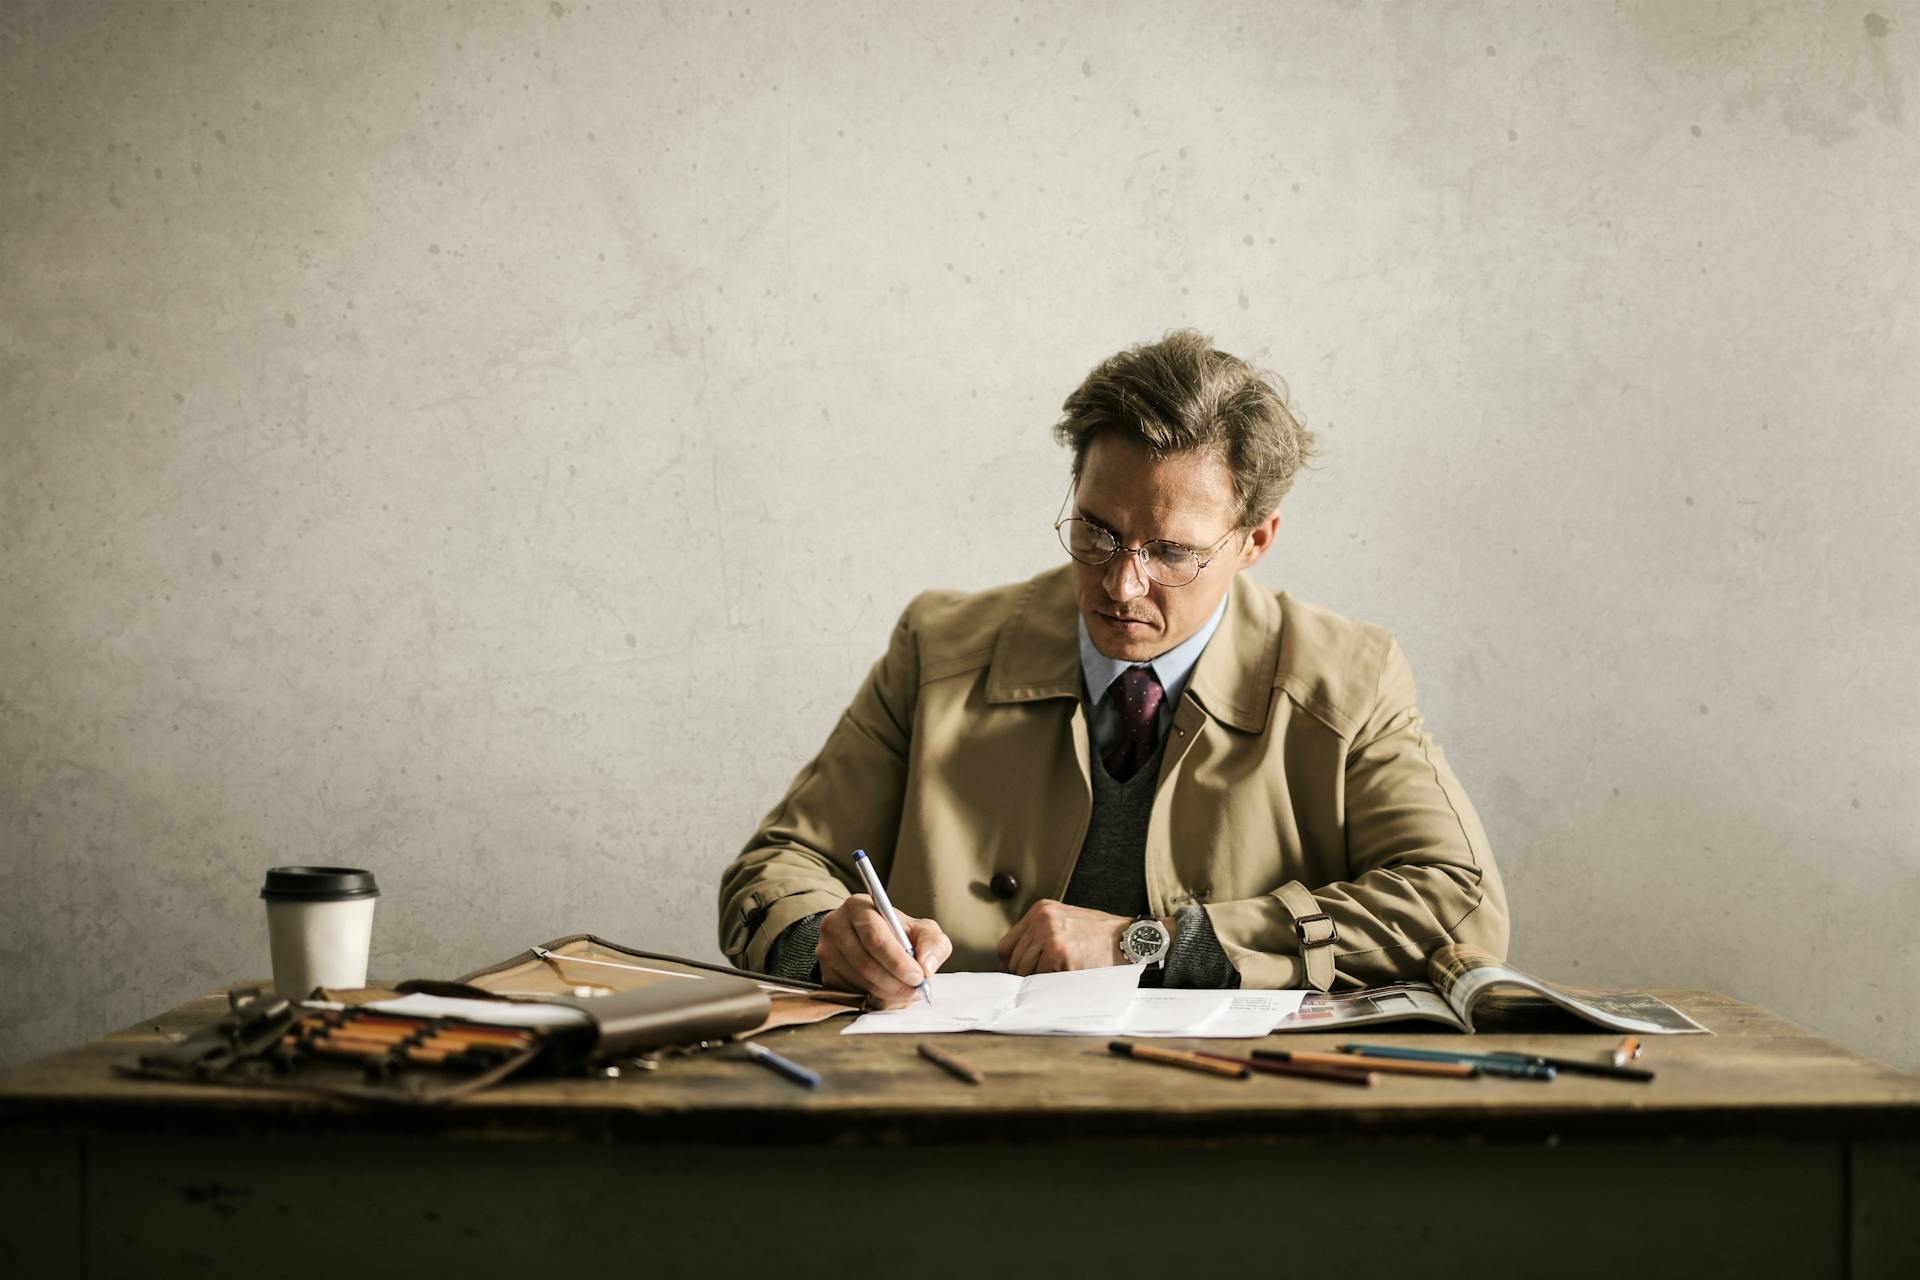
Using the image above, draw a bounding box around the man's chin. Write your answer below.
[1086,612,1162,659]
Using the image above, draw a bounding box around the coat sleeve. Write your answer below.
[1204,636,1509,990]
[716,606,921,973]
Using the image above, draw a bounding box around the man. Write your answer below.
[718,330,1507,1005]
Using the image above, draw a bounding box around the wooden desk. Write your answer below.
[2,985,1916,1278]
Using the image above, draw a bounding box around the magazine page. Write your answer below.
[1428,945,1707,1034]
[1267,982,1468,1033]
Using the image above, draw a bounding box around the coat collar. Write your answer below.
[984,565,1279,734]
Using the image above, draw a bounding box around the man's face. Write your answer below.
[1069,435,1278,662]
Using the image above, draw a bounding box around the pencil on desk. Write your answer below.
[1108,1041,1250,1079]
[918,1041,984,1085]
[1195,1051,1375,1087]
[1254,1048,1476,1079]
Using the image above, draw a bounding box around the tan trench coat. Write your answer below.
[717,565,1508,989]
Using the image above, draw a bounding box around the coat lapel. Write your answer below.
[1182,573,1282,734]
[983,566,1082,704]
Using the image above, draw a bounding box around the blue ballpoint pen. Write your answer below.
[742,1040,821,1088]
[851,849,933,1004]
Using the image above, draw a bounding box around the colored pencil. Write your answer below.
[1195,1051,1374,1087]
[918,1041,984,1085]
[1109,1041,1250,1079]
[1254,1048,1476,1078]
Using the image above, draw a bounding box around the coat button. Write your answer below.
[990,871,1019,900]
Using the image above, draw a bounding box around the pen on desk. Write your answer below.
[1195,1051,1375,1087]
[742,1040,821,1088]
[1109,1041,1250,1079]
[1254,1048,1478,1079]
[852,848,932,1004]
[1336,1044,1557,1080]
[1484,1051,1655,1082]
[918,1041,984,1085]
[1613,1035,1643,1066]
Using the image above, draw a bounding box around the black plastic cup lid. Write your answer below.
[260,866,380,901]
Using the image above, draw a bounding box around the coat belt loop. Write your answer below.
[1274,882,1338,991]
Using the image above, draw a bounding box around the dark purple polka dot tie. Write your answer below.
[1103,665,1165,782]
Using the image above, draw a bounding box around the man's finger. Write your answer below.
[823,943,915,1003]
[995,923,1021,967]
[909,918,953,976]
[995,908,1032,961]
[818,899,924,1001]
[819,895,874,950]
[1002,921,1029,973]
[850,905,925,986]
[1010,927,1046,977]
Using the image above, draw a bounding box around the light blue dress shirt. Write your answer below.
[1078,592,1230,755]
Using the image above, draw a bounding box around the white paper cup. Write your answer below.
[260,866,380,999]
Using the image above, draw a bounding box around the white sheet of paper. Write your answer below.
[999,988,1310,1038]
[997,989,1234,1036]
[356,992,593,1029]
[839,967,1311,1037]
[841,964,1144,1035]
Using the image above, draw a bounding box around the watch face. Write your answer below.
[1125,922,1165,959]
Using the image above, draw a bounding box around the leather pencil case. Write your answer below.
[120,972,776,1105]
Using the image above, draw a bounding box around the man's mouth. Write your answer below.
[1099,611,1154,628]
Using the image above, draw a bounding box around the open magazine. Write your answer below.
[1269,944,1707,1035]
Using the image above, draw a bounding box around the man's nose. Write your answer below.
[1103,550,1150,601]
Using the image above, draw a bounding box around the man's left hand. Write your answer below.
[996,899,1132,975]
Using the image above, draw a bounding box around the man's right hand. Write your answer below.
[816,894,952,1007]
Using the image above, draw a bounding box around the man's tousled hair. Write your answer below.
[1051,329,1315,527]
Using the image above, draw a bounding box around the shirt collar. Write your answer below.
[1078,591,1231,709]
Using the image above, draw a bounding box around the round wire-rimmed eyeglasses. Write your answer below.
[1053,490,1243,588]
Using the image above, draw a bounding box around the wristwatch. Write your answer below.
[1118,916,1171,967]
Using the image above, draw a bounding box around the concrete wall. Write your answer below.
[3,1,1915,1069]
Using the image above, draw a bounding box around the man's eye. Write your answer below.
[1150,544,1198,569]
[1069,523,1115,553]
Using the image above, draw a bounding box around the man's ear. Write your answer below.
[1237,511,1282,569]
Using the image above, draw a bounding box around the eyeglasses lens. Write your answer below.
[1057,520,1201,587]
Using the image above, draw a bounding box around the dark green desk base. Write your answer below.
[5,1130,1917,1278]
